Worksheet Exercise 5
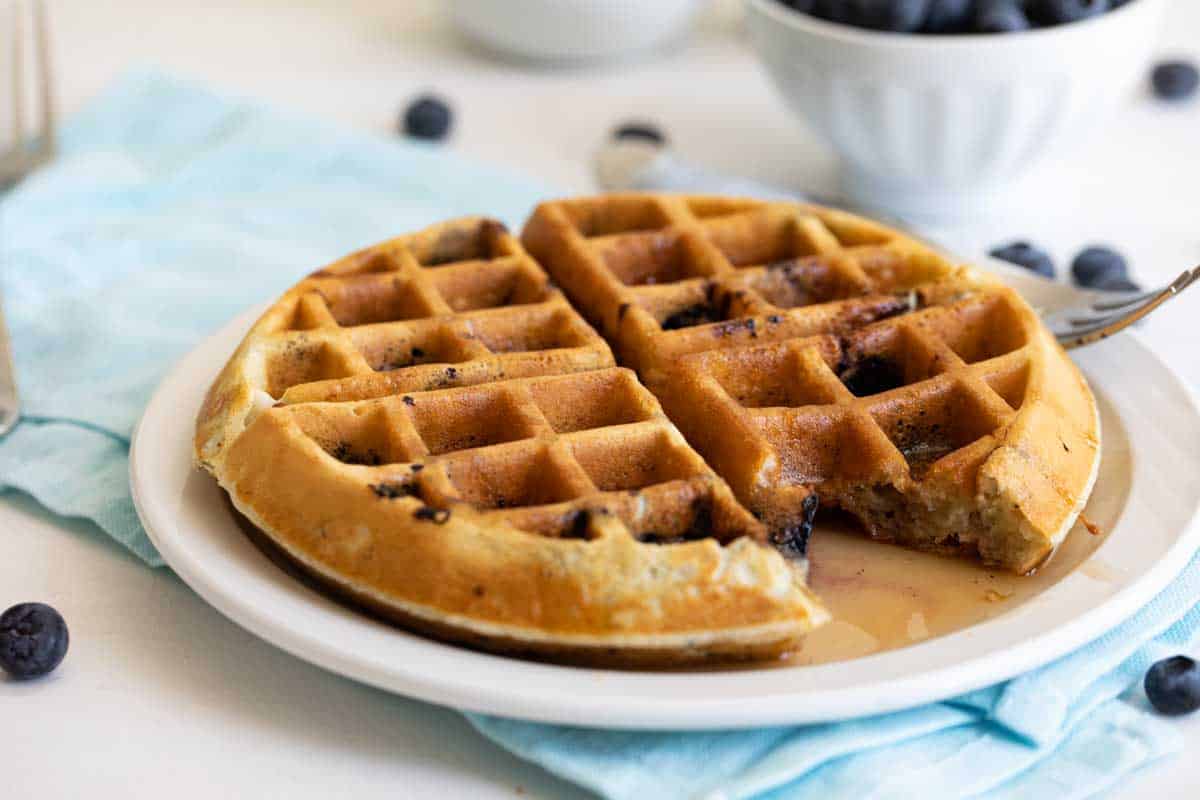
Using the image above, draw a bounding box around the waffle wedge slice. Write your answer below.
[522,195,1101,574]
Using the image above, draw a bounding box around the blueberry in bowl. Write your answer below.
[922,0,976,33]
[809,0,932,32]
[779,0,1134,32]
[1028,0,1112,26]
[973,0,1033,33]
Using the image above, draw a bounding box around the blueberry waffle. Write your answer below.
[197,197,1100,665]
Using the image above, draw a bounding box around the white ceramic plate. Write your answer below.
[131,264,1200,730]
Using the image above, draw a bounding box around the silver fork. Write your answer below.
[0,0,56,435]
[594,138,1198,351]
[1043,268,1199,348]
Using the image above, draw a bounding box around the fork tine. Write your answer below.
[32,0,54,154]
[10,1,25,152]
[1061,301,1159,329]
[1050,287,1164,328]
[1086,287,1163,312]
[1064,306,1153,330]
[1058,307,1157,344]
[1057,270,1196,347]
[1060,317,1143,343]
[1057,267,1198,328]
[1089,268,1199,311]
[1070,284,1172,324]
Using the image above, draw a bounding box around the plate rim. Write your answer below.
[131,273,1200,731]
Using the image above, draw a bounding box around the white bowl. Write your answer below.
[448,0,705,63]
[746,0,1167,220]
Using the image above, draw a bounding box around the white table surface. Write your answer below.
[4,1,1199,797]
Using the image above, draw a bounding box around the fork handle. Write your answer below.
[0,298,20,436]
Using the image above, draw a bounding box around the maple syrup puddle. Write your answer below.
[775,513,1110,667]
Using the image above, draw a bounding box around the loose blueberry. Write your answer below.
[1071,246,1128,287]
[1144,655,1200,716]
[0,603,69,680]
[612,121,668,146]
[1029,0,1110,26]
[973,0,1032,33]
[1095,276,1142,293]
[989,241,1055,279]
[922,0,975,33]
[401,95,453,141]
[1152,61,1200,102]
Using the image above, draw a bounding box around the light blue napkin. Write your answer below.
[0,70,548,563]
[1,71,1195,800]
[471,564,1200,799]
